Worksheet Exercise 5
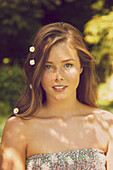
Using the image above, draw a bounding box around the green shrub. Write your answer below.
[0,101,11,117]
[0,65,26,115]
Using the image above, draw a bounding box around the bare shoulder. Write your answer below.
[93,109,113,169]
[4,116,26,128]
[1,116,28,150]
[1,115,27,149]
[93,108,113,121]
[1,116,27,170]
[2,116,27,139]
[92,108,113,136]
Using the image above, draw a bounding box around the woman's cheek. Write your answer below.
[41,72,48,86]
[41,71,53,85]
[65,68,79,78]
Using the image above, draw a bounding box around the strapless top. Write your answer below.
[26,148,106,170]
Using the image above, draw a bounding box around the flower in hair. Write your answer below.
[29,84,32,89]
[29,46,35,52]
[13,108,19,114]
[30,59,35,65]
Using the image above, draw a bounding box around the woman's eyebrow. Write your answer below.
[46,59,76,63]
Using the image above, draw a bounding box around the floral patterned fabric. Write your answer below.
[26,148,106,170]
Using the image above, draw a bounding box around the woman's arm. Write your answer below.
[0,116,27,170]
[106,113,113,170]
[106,138,113,170]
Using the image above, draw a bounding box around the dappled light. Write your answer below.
[0,1,113,169]
[84,11,113,44]
[97,75,113,110]
[91,0,104,11]
[29,112,113,154]
[84,11,113,75]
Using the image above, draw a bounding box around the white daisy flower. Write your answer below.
[13,108,19,114]
[29,84,32,89]
[30,59,35,65]
[29,46,35,52]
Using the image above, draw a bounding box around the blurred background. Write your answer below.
[0,0,113,146]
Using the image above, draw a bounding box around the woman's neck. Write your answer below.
[43,98,83,118]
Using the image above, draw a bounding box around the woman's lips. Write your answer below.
[52,85,67,92]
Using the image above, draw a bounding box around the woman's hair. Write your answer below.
[11,22,98,118]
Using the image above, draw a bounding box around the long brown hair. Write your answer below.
[12,22,98,118]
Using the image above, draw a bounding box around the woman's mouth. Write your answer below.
[52,85,67,92]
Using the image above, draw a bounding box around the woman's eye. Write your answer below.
[65,63,73,68]
[45,65,53,69]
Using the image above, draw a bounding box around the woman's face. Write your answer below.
[41,41,83,102]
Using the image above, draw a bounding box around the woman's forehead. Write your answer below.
[47,42,79,62]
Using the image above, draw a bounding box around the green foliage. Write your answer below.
[97,75,113,106]
[0,113,9,150]
[0,65,26,113]
[84,11,113,46]
[0,64,26,146]
[0,0,65,38]
[0,101,11,117]
[0,0,44,36]
[84,2,113,82]
[91,0,104,11]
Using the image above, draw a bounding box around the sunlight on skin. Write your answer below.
[6,129,25,141]
[78,112,109,150]
[102,121,109,130]
[49,129,59,138]
[48,116,97,147]
[83,114,95,134]
[85,114,94,122]
[49,128,77,147]
[3,148,17,159]
[6,117,26,141]
[58,119,68,127]
[60,136,69,144]
[93,110,111,130]
[48,114,98,145]
[48,119,76,146]
[0,117,26,169]
[83,120,94,134]
[96,115,109,130]
[49,120,70,144]
[1,147,23,169]
[109,125,113,139]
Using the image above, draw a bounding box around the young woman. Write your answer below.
[1,22,113,170]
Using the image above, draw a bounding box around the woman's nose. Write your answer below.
[54,68,64,81]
